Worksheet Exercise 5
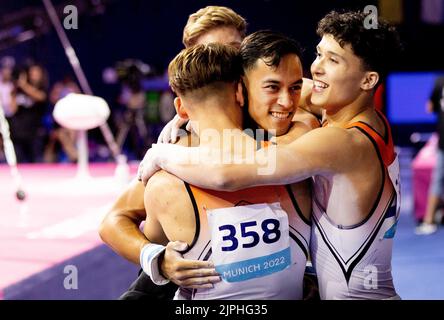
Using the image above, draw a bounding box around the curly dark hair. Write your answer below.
[240,30,302,72]
[317,10,402,82]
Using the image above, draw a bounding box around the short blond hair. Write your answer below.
[168,43,242,96]
[183,6,247,48]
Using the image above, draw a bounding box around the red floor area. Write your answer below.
[0,163,137,294]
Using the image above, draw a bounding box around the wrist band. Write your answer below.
[140,243,170,285]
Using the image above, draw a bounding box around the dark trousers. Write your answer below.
[119,270,178,300]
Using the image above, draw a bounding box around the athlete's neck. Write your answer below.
[188,101,243,149]
[324,94,375,127]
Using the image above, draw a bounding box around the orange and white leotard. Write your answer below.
[311,110,401,300]
[176,184,311,300]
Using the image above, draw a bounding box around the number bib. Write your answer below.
[207,202,291,283]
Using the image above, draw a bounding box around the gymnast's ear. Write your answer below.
[174,97,189,120]
[361,71,379,91]
[236,81,245,107]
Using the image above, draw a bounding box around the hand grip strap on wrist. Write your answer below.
[140,243,169,285]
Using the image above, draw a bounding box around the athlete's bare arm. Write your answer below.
[298,78,323,116]
[274,119,316,145]
[144,126,360,190]
[100,134,194,264]
[293,78,323,124]
[99,179,148,264]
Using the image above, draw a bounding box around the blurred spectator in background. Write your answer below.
[43,75,80,163]
[115,59,150,159]
[0,56,16,117]
[9,63,49,163]
[416,76,444,235]
[0,56,16,162]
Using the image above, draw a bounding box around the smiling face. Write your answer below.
[243,53,303,136]
[194,26,243,49]
[310,34,368,113]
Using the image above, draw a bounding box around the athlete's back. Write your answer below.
[143,170,311,300]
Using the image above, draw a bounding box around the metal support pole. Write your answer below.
[0,99,26,200]
[42,0,123,169]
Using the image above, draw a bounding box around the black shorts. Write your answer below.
[119,269,179,300]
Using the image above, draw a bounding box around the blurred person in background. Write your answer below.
[115,60,150,160]
[0,56,17,162]
[415,76,444,235]
[9,63,49,163]
[0,56,16,118]
[43,75,80,163]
